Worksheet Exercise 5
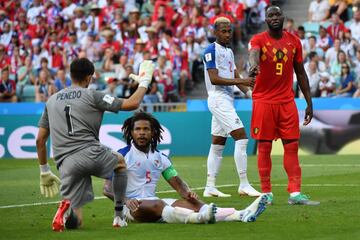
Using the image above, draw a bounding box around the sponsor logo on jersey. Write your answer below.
[153,159,161,169]
[253,127,259,135]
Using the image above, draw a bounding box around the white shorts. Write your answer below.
[124,197,177,222]
[208,95,244,137]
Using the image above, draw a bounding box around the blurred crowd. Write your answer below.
[290,0,360,98]
[0,0,269,103]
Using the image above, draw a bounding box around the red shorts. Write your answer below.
[251,101,300,140]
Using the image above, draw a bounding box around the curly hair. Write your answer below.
[122,112,163,152]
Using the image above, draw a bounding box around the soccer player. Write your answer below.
[248,6,320,205]
[36,58,154,231]
[103,112,267,224]
[202,17,260,198]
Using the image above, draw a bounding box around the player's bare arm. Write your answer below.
[208,68,254,87]
[248,49,260,77]
[167,175,199,201]
[234,69,253,97]
[36,127,50,166]
[119,87,148,110]
[294,61,313,126]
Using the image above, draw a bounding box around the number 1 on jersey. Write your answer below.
[276,63,283,75]
[64,105,74,136]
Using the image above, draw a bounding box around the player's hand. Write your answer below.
[185,191,199,202]
[40,171,61,198]
[303,105,313,126]
[239,77,256,88]
[249,65,260,77]
[126,199,142,212]
[129,60,155,88]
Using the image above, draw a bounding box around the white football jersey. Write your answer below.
[118,144,172,199]
[203,42,236,98]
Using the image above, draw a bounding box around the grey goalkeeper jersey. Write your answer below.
[38,86,123,167]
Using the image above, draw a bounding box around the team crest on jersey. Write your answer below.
[235,118,240,124]
[276,49,285,60]
[153,159,161,169]
[253,127,259,135]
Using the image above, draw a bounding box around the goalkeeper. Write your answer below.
[36,58,154,231]
[102,112,267,224]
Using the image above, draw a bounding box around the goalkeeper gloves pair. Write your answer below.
[39,164,60,198]
[129,60,155,88]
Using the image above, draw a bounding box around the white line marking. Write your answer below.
[301,164,360,167]
[0,183,358,209]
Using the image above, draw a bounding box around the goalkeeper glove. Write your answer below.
[39,164,61,198]
[129,60,155,88]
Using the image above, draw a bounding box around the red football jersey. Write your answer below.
[249,31,303,104]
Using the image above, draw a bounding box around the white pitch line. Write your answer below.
[0,183,359,209]
[301,164,360,167]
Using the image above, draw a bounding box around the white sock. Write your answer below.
[161,206,194,223]
[206,144,225,187]
[234,139,249,185]
[161,206,208,224]
[224,210,245,222]
[290,192,300,197]
[215,207,236,221]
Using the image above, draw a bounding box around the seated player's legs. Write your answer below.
[251,102,278,200]
[277,101,301,193]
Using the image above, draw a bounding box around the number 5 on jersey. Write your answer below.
[64,105,75,136]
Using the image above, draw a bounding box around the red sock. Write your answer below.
[283,141,302,193]
[258,141,272,193]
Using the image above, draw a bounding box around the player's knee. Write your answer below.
[114,153,126,170]
[283,141,298,153]
[152,201,166,212]
[258,141,272,153]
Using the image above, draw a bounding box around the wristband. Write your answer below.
[139,81,149,89]
[40,163,50,173]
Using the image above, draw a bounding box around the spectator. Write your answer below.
[102,47,116,72]
[35,70,55,102]
[143,78,161,112]
[36,57,55,79]
[181,30,201,85]
[327,13,347,41]
[325,38,342,67]
[0,67,17,102]
[0,44,10,70]
[102,77,119,97]
[297,26,307,49]
[304,36,325,59]
[308,0,330,22]
[0,22,13,47]
[329,0,349,23]
[332,63,357,97]
[154,55,175,101]
[130,39,146,73]
[63,31,81,65]
[17,55,35,87]
[114,54,128,80]
[26,0,44,25]
[305,51,327,72]
[317,26,332,52]
[303,60,321,97]
[54,68,71,92]
[319,71,336,97]
[61,0,77,21]
[348,9,360,44]
[50,44,65,71]
[82,31,101,62]
[284,18,298,36]
[141,0,155,16]
[330,50,350,82]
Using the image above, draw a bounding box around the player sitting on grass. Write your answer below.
[103,112,267,224]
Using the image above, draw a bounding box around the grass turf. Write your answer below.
[0,155,359,240]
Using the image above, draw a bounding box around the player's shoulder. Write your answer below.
[251,31,267,41]
[283,31,301,43]
[155,149,172,162]
[118,145,132,157]
[204,42,216,54]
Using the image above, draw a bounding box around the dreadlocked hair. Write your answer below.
[122,112,163,152]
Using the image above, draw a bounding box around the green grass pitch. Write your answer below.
[0,155,359,240]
